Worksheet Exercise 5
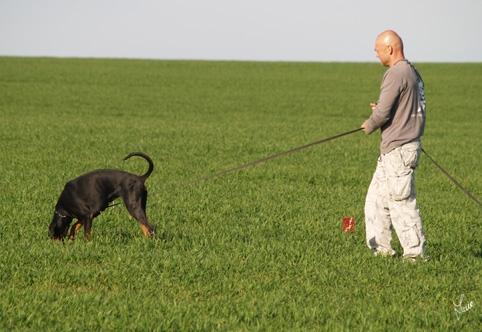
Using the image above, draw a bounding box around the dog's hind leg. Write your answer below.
[138,222,155,237]
[133,212,156,237]
[123,192,156,237]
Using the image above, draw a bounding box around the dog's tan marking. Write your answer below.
[139,223,153,237]
[68,221,83,242]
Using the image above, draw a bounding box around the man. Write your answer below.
[361,30,427,261]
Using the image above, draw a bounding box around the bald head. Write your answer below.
[374,30,405,67]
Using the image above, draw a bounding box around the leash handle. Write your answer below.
[166,128,363,191]
[422,149,482,207]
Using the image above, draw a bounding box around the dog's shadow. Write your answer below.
[473,244,482,259]
[107,227,175,244]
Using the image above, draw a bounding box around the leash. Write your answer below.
[105,131,480,207]
[165,128,364,191]
[422,148,482,207]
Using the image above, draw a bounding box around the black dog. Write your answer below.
[49,152,156,242]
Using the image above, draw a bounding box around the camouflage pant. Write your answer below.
[365,140,427,257]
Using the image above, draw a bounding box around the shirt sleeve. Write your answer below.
[364,70,402,134]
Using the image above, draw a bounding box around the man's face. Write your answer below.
[374,39,390,67]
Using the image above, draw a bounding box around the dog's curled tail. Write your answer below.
[123,152,154,182]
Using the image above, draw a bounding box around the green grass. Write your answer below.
[1,57,481,331]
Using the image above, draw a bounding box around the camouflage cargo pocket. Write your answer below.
[403,225,421,248]
[387,170,413,201]
[384,147,415,201]
[400,143,421,169]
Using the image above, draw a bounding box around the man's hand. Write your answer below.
[361,119,369,133]
[362,103,376,133]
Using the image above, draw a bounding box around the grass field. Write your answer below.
[1,57,481,331]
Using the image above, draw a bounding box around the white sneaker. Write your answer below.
[374,248,396,257]
[403,255,429,263]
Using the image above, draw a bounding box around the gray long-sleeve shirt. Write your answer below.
[364,60,426,155]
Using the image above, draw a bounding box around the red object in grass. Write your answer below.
[342,217,355,232]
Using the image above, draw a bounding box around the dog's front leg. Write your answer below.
[62,222,72,239]
[68,221,83,242]
[83,218,93,241]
